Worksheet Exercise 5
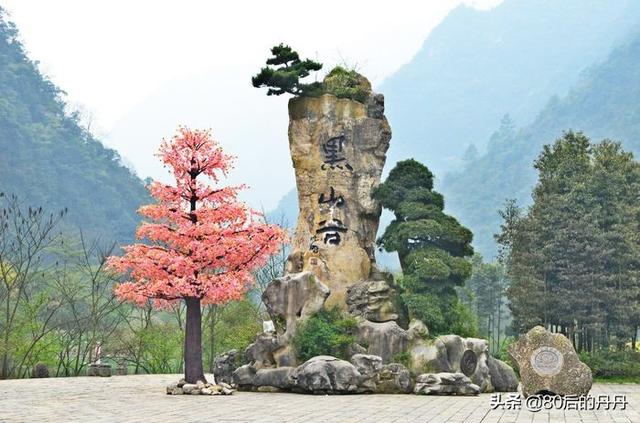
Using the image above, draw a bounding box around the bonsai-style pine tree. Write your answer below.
[373,159,475,335]
[107,128,287,384]
[252,43,322,96]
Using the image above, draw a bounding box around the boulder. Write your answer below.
[213,349,239,384]
[253,367,295,390]
[487,357,519,392]
[414,372,480,396]
[350,354,383,391]
[508,326,592,397]
[356,320,408,363]
[376,363,414,394]
[346,280,399,322]
[292,355,362,394]
[232,364,257,389]
[285,85,392,307]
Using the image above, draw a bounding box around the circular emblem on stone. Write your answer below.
[530,347,564,376]
[460,350,478,377]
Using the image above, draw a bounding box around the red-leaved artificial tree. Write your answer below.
[107,127,287,383]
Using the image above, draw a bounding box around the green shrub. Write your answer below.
[322,66,371,103]
[293,306,358,362]
[392,351,412,369]
[496,336,517,370]
[580,349,640,380]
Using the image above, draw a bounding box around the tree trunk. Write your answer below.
[184,297,206,384]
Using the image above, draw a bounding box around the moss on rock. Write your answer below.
[322,66,371,103]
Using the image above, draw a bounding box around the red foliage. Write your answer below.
[107,127,288,307]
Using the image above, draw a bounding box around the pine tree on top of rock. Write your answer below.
[252,43,322,96]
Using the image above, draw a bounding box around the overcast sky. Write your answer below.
[3,0,502,209]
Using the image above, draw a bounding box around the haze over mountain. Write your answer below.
[443,29,640,258]
[0,13,149,242]
[381,0,640,176]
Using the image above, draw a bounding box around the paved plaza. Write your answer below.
[1,374,639,423]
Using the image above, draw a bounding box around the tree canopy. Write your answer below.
[374,159,475,335]
[497,131,640,351]
[252,44,322,96]
[108,128,287,383]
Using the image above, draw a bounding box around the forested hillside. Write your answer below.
[380,0,640,175]
[0,12,149,242]
[443,31,640,258]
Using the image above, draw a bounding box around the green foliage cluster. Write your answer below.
[496,132,640,351]
[0,9,149,244]
[495,336,517,369]
[252,44,322,96]
[292,307,358,362]
[375,159,476,335]
[580,350,640,380]
[322,66,370,103]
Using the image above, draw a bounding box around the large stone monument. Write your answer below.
[509,326,592,397]
[285,82,391,306]
[235,70,519,395]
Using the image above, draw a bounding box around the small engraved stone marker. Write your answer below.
[530,346,563,376]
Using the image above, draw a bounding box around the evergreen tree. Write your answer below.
[374,159,475,335]
[252,44,322,96]
[497,131,640,351]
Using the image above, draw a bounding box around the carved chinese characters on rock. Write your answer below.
[321,135,353,171]
[311,186,347,252]
[314,134,352,251]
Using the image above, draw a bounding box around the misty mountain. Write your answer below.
[0,12,149,242]
[442,29,640,258]
[381,0,640,176]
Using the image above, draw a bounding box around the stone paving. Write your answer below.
[1,374,639,422]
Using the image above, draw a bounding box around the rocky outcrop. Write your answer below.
[245,333,279,369]
[285,85,392,307]
[356,320,409,363]
[261,272,330,367]
[409,335,493,393]
[414,373,480,396]
[487,357,519,392]
[508,326,592,397]
[346,280,399,322]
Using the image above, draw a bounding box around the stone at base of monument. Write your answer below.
[213,349,239,384]
[508,326,592,397]
[414,373,480,396]
[87,364,112,377]
[166,379,234,396]
[487,357,518,392]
